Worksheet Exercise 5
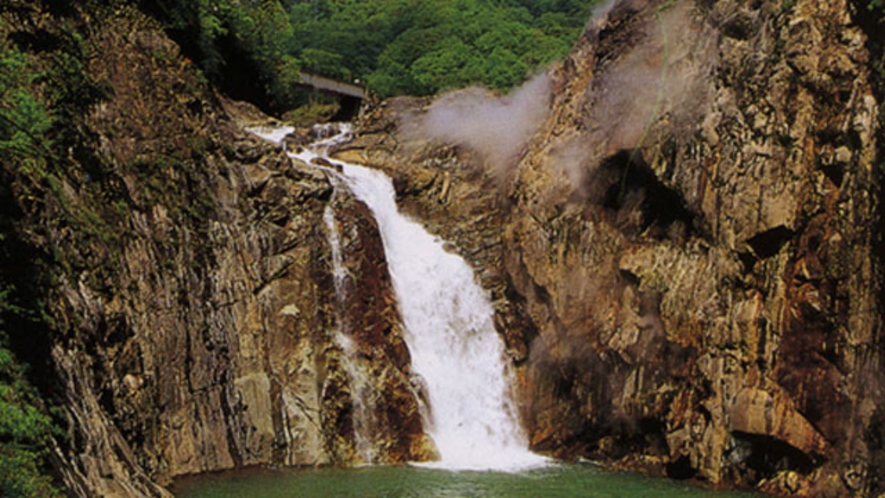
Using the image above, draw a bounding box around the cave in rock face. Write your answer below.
[595,150,696,239]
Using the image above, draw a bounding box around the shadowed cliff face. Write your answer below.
[342,0,884,495]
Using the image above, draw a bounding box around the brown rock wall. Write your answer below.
[2,3,427,496]
[346,0,884,495]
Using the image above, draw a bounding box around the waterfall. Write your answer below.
[252,123,546,472]
[331,163,546,472]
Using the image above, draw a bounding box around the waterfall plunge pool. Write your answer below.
[172,463,761,498]
[235,125,762,498]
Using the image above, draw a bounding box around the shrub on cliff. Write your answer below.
[0,45,52,172]
[0,348,61,498]
[140,0,303,113]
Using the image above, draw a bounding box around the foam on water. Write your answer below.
[247,125,295,145]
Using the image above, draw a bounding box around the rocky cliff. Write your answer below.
[339,0,885,495]
[4,0,884,496]
[1,2,429,496]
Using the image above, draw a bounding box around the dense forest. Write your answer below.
[140,0,598,114]
[287,0,594,97]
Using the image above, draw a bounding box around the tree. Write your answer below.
[141,0,303,113]
[285,0,601,98]
[410,38,484,93]
[0,46,52,168]
[0,346,61,498]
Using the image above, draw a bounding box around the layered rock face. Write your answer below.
[6,0,883,496]
[342,0,884,495]
[2,3,427,496]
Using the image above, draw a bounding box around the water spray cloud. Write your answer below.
[555,0,717,198]
[405,73,553,185]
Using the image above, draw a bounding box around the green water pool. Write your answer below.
[171,463,761,498]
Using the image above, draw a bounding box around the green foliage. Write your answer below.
[0,351,52,444]
[0,345,61,498]
[0,43,52,174]
[300,48,351,80]
[143,0,302,111]
[227,0,301,107]
[0,447,60,498]
[287,0,599,98]
[0,16,108,182]
[0,302,60,498]
[283,97,341,126]
[409,37,483,93]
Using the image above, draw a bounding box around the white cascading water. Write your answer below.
[251,123,546,472]
[248,125,296,146]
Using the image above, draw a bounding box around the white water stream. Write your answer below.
[251,124,546,472]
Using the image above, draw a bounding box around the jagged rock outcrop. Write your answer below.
[341,0,884,495]
[2,3,427,496]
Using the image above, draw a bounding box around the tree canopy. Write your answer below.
[287,0,596,98]
[142,0,598,112]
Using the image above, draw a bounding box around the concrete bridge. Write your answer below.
[300,72,368,99]
[299,72,369,119]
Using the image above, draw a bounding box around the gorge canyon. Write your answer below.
[1,0,883,497]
